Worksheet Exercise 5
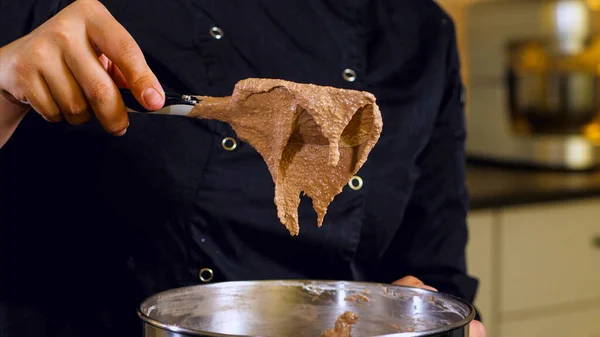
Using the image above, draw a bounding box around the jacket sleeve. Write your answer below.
[378,18,480,314]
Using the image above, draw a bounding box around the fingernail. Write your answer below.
[114,127,128,136]
[143,87,162,107]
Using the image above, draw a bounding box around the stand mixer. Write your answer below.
[465,0,600,170]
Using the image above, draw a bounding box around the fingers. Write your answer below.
[1,0,162,136]
[100,54,128,89]
[393,276,438,292]
[65,40,129,136]
[393,277,485,336]
[393,277,487,337]
[393,275,425,287]
[84,4,164,110]
[25,73,62,123]
[42,60,91,125]
[470,320,487,337]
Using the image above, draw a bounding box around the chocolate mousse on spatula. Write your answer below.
[187,78,383,236]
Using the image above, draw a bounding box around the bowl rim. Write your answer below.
[138,279,476,337]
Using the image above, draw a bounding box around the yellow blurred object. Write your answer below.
[588,0,600,11]
[583,123,600,142]
[463,0,600,170]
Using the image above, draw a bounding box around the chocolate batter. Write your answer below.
[390,324,415,333]
[187,78,383,235]
[321,311,359,337]
[344,293,370,303]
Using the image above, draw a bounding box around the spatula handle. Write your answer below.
[119,88,199,115]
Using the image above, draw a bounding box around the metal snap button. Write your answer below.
[348,175,363,190]
[221,137,237,151]
[199,268,214,283]
[343,68,357,82]
[209,26,224,39]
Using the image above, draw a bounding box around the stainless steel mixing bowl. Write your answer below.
[138,280,474,337]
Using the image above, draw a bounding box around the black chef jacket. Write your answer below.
[0,0,479,336]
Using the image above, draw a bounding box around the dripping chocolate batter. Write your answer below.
[187,78,383,235]
[321,311,359,337]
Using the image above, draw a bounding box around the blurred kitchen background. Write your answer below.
[434,0,600,336]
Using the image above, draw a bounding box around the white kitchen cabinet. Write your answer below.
[499,199,600,313]
[494,198,600,337]
[466,197,600,337]
[466,210,496,336]
[500,307,600,337]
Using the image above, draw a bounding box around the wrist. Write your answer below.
[0,87,28,107]
[0,90,30,148]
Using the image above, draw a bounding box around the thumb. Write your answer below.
[393,276,438,292]
[469,320,487,337]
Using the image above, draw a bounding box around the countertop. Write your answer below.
[466,162,600,210]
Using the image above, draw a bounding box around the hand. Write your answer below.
[393,276,487,337]
[0,0,165,136]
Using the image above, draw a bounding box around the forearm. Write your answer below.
[0,92,30,149]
